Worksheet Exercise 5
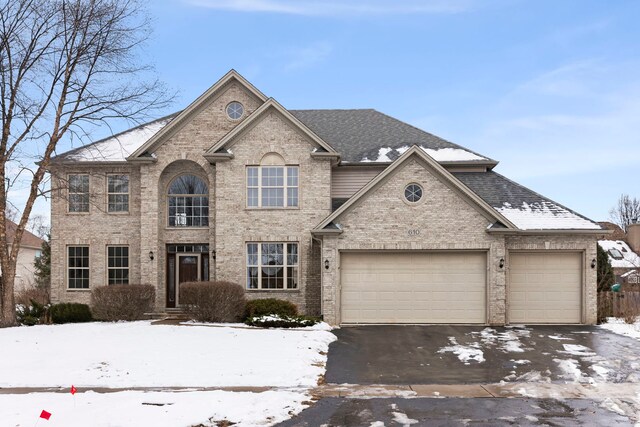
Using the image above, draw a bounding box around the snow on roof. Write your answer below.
[64,116,173,162]
[621,269,638,278]
[360,146,487,163]
[598,240,640,268]
[496,201,602,230]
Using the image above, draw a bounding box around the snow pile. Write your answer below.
[553,358,586,382]
[391,403,419,425]
[497,201,601,230]
[600,317,640,340]
[0,321,336,388]
[598,240,640,269]
[0,390,308,427]
[560,344,596,357]
[65,117,173,162]
[360,146,487,163]
[476,327,529,353]
[437,337,485,364]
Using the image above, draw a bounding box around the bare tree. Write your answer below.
[0,0,172,326]
[610,194,640,234]
[27,214,50,239]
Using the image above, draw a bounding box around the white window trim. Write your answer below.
[106,245,129,285]
[246,166,299,209]
[107,174,130,214]
[246,242,299,290]
[67,174,90,213]
[67,245,90,290]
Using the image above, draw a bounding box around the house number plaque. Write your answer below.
[407,229,420,236]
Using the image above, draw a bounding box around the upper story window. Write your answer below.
[107,175,129,213]
[247,155,299,209]
[68,174,89,212]
[168,174,209,227]
[226,101,244,120]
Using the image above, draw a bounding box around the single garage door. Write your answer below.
[340,252,486,324]
[509,252,582,324]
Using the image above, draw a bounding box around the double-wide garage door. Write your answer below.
[508,252,582,324]
[341,252,487,324]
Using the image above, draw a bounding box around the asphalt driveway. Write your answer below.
[325,325,640,385]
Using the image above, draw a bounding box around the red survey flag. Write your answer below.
[71,385,77,395]
[40,410,52,420]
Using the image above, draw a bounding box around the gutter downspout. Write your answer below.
[312,235,324,319]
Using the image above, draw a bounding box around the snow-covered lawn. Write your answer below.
[0,321,336,388]
[600,317,640,340]
[0,390,308,427]
[0,321,336,426]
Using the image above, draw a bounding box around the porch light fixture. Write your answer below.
[211,250,216,260]
[324,259,330,270]
[591,258,596,269]
[149,251,154,261]
[499,258,505,269]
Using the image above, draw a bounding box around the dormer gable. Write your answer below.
[203,98,339,164]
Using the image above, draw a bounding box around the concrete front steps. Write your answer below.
[143,308,189,322]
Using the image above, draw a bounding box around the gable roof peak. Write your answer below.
[313,144,516,233]
[205,97,339,160]
[127,69,268,160]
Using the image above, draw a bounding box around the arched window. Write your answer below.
[168,174,209,227]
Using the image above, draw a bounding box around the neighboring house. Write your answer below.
[3,221,45,292]
[48,70,607,326]
[598,222,640,289]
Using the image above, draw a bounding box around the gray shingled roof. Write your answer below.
[53,108,494,164]
[453,171,601,229]
[290,109,494,163]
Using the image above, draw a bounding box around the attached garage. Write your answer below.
[340,252,487,324]
[508,252,583,324]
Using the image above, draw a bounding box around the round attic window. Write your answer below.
[404,183,423,203]
[226,101,244,120]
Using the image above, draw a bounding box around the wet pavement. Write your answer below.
[287,325,640,426]
[277,397,634,426]
[326,325,640,385]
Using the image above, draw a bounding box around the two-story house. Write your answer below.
[48,70,606,325]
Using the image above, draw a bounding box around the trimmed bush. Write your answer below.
[245,314,318,328]
[245,298,298,319]
[16,301,48,326]
[181,281,245,323]
[50,303,92,324]
[91,285,155,321]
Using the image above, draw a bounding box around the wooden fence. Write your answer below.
[598,291,640,319]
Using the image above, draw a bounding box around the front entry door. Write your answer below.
[176,254,200,306]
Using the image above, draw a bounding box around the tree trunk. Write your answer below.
[0,264,17,327]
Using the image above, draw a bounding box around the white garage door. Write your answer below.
[340,252,486,324]
[509,252,582,324]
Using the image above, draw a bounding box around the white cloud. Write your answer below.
[185,0,476,16]
[434,60,640,181]
[283,41,332,70]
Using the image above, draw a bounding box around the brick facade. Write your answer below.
[50,73,599,325]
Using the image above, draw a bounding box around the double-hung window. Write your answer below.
[247,242,298,289]
[107,175,129,213]
[68,174,89,212]
[107,246,129,284]
[68,246,89,289]
[247,166,298,208]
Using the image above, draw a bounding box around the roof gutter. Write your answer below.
[486,228,613,236]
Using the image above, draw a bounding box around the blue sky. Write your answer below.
[28,0,640,223]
